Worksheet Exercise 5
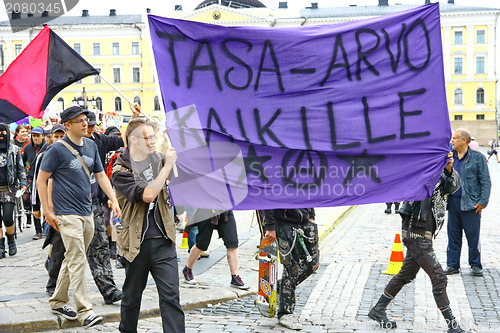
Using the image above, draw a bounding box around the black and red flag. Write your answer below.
[0,25,98,123]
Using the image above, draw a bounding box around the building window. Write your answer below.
[133,96,141,106]
[112,42,120,55]
[57,97,64,110]
[14,43,22,56]
[454,115,462,121]
[113,68,121,83]
[476,114,485,120]
[73,43,81,55]
[115,97,122,112]
[476,30,485,44]
[454,31,463,44]
[454,89,463,105]
[132,67,140,83]
[476,88,485,104]
[132,42,140,55]
[454,58,463,75]
[94,68,101,84]
[96,97,102,111]
[154,96,161,111]
[93,43,100,56]
[476,57,485,74]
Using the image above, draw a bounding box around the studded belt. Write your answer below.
[401,229,432,240]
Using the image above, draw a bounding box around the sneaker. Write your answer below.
[32,233,43,240]
[445,266,460,275]
[200,251,210,258]
[51,305,78,320]
[230,275,250,290]
[471,266,483,277]
[83,314,103,327]
[182,266,196,284]
[104,289,122,304]
[278,314,303,330]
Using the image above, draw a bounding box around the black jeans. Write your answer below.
[46,231,65,293]
[385,237,449,308]
[120,237,185,333]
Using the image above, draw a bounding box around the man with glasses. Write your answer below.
[112,118,184,333]
[37,106,121,328]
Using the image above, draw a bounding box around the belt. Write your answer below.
[401,229,432,240]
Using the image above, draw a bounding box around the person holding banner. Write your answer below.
[369,152,469,333]
[446,128,491,277]
[112,118,184,333]
[263,208,319,330]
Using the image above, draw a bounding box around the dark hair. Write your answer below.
[124,118,156,147]
[15,124,28,134]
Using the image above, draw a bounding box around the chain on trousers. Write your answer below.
[277,221,319,318]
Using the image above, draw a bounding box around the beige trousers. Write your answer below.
[49,214,95,323]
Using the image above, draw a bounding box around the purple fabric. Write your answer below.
[149,3,450,210]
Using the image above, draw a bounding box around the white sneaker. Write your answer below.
[278,314,303,330]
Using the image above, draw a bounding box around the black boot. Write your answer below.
[6,233,17,256]
[0,238,5,259]
[384,203,392,214]
[368,293,397,329]
[440,305,467,333]
[394,202,400,213]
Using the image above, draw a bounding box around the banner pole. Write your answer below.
[99,74,178,177]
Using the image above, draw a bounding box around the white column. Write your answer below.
[488,24,495,79]
[466,25,474,80]
[443,26,451,81]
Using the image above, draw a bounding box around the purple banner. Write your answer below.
[149,3,450,210]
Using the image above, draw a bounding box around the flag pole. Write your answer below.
[98,74,178,177]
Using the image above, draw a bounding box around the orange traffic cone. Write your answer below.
[179,220,189,249]
[383,233,404,275]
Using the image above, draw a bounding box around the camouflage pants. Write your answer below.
[86,205,119,301]
[277,221,319,318]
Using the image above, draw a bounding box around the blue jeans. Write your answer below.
[447,196,482,269]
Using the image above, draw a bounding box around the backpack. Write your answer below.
[105,148,123,179]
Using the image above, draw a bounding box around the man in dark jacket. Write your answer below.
[22,126,48,240]
[263,208,319,330]
[369,152,468,333]
[0,123,28,258]
[84,111,124,305]
[112,118,184,333]
[446,128,491,277]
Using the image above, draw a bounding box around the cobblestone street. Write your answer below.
[4,152,500,333]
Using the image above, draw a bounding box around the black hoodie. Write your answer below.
[0,123,10,151]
